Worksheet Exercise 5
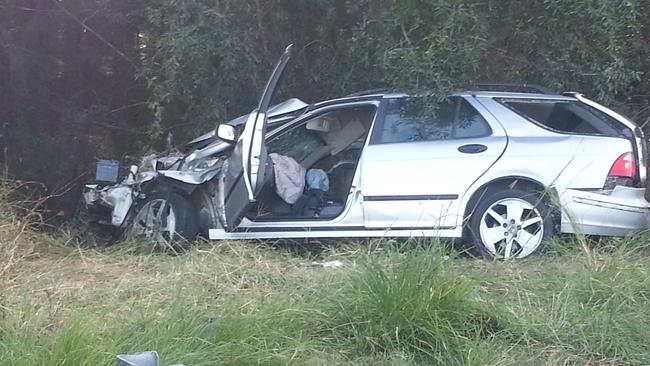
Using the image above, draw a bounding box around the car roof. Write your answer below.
[455,90,577,100]
[311,90,577,107]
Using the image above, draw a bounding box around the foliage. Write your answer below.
[0,0,150,216]
[147,0,650,141]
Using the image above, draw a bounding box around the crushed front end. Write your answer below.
[83,160,139,227]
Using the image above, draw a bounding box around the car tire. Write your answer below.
[468,188,554,259]
[128,191,199,247]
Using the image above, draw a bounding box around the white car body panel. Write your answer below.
[561,187,650,235]
[240,111,267,199]
[217,92,650,240]
[209,227,459,240]
[573,93,647,185]
[468,95,649,235]
[360,135,507,229]
[359,96,507,229]
[220,45,294,229]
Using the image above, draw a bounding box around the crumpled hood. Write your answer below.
[184,98,309,151]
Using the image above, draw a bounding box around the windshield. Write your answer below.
[267,125,327,162]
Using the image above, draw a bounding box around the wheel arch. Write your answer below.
[129,190,200,244]
[461,176,558,238]
[141,176,197,196]
[140,177,222,234]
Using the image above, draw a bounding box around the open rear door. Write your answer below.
[221,45,294,230]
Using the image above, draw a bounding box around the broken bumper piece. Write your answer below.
[117,351,184,366]
[561,186,650,236]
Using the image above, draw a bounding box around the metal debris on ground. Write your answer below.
[116,351,184,366]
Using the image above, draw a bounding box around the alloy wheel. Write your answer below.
[130,198,177,246]
[479,197,544,259]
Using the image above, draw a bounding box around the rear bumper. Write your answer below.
[560,186,650,236]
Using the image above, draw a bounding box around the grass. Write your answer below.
[322,245,501,364]
[1,190,650,364]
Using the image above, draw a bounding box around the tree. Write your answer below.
[0,0,149,215]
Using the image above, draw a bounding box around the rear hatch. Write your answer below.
[500,92,647,193]
[568,93,648,193]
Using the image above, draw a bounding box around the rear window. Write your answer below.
[499,99,626,137]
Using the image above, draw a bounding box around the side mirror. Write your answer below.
[216,124,237,144]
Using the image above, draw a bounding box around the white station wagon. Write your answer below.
[84,45,650,259]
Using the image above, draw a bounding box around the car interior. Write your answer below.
[246,105,376,221]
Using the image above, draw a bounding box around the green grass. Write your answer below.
[1,233,650,365]
[322,245,500,364]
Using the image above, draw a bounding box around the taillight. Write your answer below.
[609,152,636,178]
[604,152,636,189]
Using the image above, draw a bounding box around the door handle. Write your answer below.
[458,144,487,154]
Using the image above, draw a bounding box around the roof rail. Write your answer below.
[345,88,390,97]
[467,83,557,95]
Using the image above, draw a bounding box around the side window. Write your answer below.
[373,97,491,144]
[455,99,492,138]
[378,98,454,143]
[500,99,625,137]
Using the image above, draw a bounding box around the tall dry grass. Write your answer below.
[0,180,47,288]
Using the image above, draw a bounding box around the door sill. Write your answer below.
[209,227,461,240]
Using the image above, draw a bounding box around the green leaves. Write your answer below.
[147,0,649,136]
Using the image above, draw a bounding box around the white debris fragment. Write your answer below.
[116,351,185,366]
[312,260,344,268]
